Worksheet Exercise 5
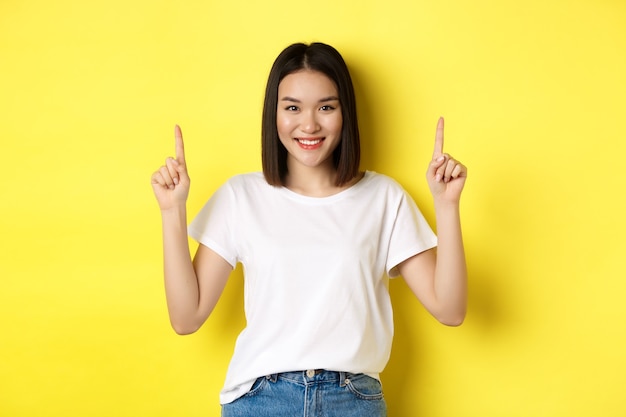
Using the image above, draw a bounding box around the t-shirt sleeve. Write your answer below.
[386,190,438,278]
[188,182,238,268]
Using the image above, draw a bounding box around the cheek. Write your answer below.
[330,115,343,135]
[276,115,295,136]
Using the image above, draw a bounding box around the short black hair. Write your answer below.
[261,42,360,186]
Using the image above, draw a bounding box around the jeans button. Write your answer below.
[306,369,315,378]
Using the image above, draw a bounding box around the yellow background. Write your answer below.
[1,0,625,416]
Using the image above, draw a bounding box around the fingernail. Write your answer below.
[435,174,442,182]
[437,156,445,162]
[173,178,179,185]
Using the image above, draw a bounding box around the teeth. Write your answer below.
[299,138,322,145]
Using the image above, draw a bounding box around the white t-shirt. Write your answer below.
[188,171,437,404]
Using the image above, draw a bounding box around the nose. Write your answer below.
[300,110,320,133]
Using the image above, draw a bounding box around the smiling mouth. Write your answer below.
[296,137,324,146]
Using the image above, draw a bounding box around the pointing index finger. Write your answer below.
[174,124,185,164]
[433,117,444,159]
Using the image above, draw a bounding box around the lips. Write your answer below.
[295,137,325,149]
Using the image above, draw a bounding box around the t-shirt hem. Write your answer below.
[219,371,382,404]
[188,227,237,268]
[387,239,438,278]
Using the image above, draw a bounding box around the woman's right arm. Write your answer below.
[151,126,232,335]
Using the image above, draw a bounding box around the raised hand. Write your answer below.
[426,117,467,204]
[151,125,191,210]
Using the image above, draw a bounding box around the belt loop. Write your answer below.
[267,373,278,383]
[339,371,348,387]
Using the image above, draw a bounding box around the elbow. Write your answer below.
[170,319,201,336]
[168,308,211,335]
[435,309,466,327]
[439,315,465,327]
[172,326,198,336]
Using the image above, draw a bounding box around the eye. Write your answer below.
[284,105,299,111]
[319,105,336,111]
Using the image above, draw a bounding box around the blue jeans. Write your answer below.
[221,370,387,417]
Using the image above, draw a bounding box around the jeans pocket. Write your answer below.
[243,376,269,397]
[345,374,384,400]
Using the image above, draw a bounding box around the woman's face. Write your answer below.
[276,70,343,172]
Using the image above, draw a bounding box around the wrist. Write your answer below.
[433,198,460,212]
[160,203,188,221]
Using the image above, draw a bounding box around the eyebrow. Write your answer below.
[280,96,339,103]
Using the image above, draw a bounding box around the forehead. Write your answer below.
[278,70,338,98]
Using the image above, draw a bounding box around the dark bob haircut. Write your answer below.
[261,42,360,187]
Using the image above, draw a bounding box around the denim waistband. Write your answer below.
[267,370,352,387]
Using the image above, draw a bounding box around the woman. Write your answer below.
[151,42,467,417]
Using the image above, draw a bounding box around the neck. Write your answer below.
[284,159,363,197]
[284,160,338,197]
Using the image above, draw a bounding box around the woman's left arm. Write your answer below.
[397,117,468,326]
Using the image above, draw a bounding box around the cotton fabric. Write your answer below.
[188,171,437,404]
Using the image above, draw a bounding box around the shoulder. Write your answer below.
[363,171,408,195]
[218,172,278,201]
[223,172,268,190]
